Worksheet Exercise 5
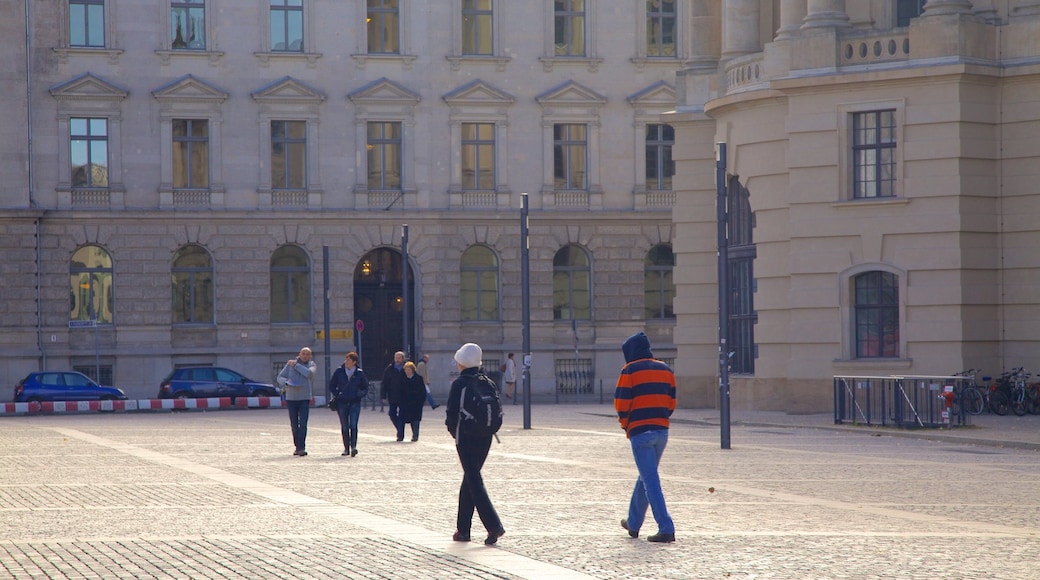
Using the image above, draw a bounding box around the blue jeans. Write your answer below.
[425,391,438,408]
[626,429,674,534]
[336,400,362,450]
[287,400,310,452]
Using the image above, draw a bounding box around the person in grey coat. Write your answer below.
[278,347,316,456]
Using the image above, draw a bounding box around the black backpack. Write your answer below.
[456,372,503,439]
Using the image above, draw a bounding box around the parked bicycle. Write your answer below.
[952,369,988,416]
[989,367,1030,416]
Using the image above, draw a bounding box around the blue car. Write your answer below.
[14,371,128,402]
[158,366,279,400]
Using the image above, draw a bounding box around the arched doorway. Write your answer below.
[353,248,415,372]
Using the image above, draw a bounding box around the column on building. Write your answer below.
[971,0,998,23]
[921,0,974,15]
[776,0,807,40]
[721,0,760,60]
[801,0,849,28]
[687,0,721,71]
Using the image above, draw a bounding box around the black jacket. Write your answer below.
[445,367,480,439]
[329,365,369,403]
[400,372,426,422]
[381,363,405,404]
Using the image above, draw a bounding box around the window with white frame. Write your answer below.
[270,0,304,52]
[70,118,109,188]
[460,245,499,321]
[154,75,227,206]
[50,73,126,207]
[69,0,105,48]
[171,0,206,49]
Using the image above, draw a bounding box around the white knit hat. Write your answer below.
[454,342,483,369]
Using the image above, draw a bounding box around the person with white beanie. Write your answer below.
[445,342,506,545]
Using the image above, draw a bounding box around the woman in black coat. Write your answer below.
[400,361,427,441]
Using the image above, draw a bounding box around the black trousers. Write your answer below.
[455,434,502,534]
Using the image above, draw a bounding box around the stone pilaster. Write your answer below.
[801,0,849,29]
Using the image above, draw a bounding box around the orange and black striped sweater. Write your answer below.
[615,359,676,439]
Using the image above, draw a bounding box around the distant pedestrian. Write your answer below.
[401,361,426,441]
[615,331,676,543]
[278,347,317,457]
[416,353,439,409]
[329,351,369,457]
[381,351,406,441]
[503,353,517,400]
[446,342,506,546]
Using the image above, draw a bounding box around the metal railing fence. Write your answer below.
[834,375,971,428]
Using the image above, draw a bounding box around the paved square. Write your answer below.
[1,405,1038,579]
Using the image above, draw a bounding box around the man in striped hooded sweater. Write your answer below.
[614,331,677,543]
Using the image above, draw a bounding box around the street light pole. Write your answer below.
[717,143,731,450]
[521,193,531,429]
[401,224,410,361]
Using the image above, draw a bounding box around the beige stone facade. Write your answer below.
[672,1,1040,411]
[1,2,681,400]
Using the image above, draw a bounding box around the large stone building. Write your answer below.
[7,1,1037,413]
[1,2,684,400]
[671,0,1040,411]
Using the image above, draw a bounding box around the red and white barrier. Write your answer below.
[0,396,327,415]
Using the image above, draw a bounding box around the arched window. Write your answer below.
[460,245,499,321]
[69,245,113,324]
[271,245,311,323]
[854,271,899,358]
[645,244,674,319]
[172,244,213,324]
[553,245,591,320]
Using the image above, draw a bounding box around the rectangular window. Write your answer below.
[70,0,105,47]
[852,110,896,199]
[172,119,209,189]
[271,0,303,52]
[462,0,493,55]
[553,124,587,190]
[367,0,400,54]
[461,122,495,190]
[646,0,676,57]
[70,118,109,188]
[554,0,585,56]
[271,121,307,189]
[367,122,402,190]
[171,0,205,50]
[645,124,674,191]
[728,257,756,373]
[896,0,926,27]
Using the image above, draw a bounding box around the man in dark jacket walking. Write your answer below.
[381,350,407,441]
[615,331,677,543]
[446,342,505,546]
